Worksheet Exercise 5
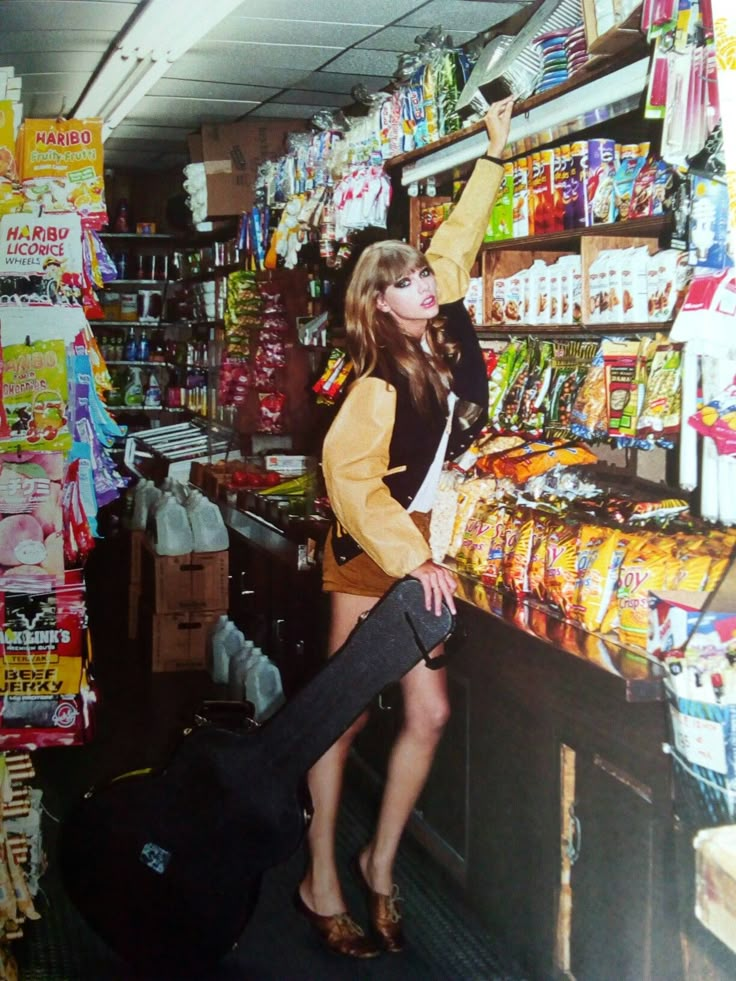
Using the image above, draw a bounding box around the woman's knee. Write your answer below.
[405,692,450,740]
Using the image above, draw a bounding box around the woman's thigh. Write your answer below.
[327,591,379,656]
[399,646,449,732]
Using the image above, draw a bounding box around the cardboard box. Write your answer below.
[141,542,229,614]
[130,529,145,585]
[199,119,303,213]
[694,825,736,954]
[128,584,141,641]
[148,609,225,673]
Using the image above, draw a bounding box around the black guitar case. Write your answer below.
[59,577,454,975]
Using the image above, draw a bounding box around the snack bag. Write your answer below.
[501,507,535,596]
[616,536,672,648]
[544,520,580,617]
[20,119,107,230]
[571,524,622,630]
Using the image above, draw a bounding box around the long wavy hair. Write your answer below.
[344,241,458,418]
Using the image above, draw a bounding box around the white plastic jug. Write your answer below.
[246,653,284,721]
[187,493,229,553]
[227,637,254,701]
[208,615,232,684]
[154,492,194,556]
[131,479,156,531]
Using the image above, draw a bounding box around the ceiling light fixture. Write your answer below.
[73,0,245,140]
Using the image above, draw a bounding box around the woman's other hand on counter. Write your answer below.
[410,560,457,617]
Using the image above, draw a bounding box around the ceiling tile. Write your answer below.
[319,49,400,77]
[295,72,389,95]
[355,26,478,51]
[397,1,529,33]
[8,51,102,75]
[169,49,313,88]
[247,103,324,119]
[272,89,356,107]
[220,0,429,27]
[152,79,280,103]
[126,95,252,127]
[206,17,376,48]
[110,123,195,142]
[0,1,136,33]
[0,30,116,54]
[194,40,342,72]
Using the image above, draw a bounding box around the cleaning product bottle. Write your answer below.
[227,635,254,700]
[209,615,233,685]
[124,366,145,406]
[246,651,285,721]
[144,368,162,407]
[187,491,229,552]
[153,491,194,555]
[138,329,150,361]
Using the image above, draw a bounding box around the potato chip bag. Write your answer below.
[448,477,498,558]
[456,501,498,577]
[501,507,534,595]
[599,534,640,635]
[544,521,580,616]
[572,524,622,630]
[478,503,509,589]
[528,512,551,601]
[492,440,597,484]
[616,539,671,648]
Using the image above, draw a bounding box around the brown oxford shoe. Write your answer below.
[354,854,406,953]
[293,888,381,959]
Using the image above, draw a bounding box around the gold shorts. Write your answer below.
[322,512,431,598]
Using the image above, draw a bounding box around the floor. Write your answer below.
[12,532,529,981]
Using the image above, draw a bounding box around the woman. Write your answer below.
[295,98,514,958]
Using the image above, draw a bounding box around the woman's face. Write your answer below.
[376,266,438,338]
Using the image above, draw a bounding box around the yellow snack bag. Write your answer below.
[616,540,671,648]
[0,100,18,182]
[599,534,639,635]
[20,118,107,230]
[528,513,551,601]
[545,521,580,617]
[572,524,622,630]
[480,504,510,589]
[501,507,534,596]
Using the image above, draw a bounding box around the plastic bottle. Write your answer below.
[124,327,138,360]
[227,635,254,700]
[246,652,284,721]
[209,615,233,684]
[131,478,152,531]
[186,492,229,552]
[153,491,194,556]
[124,366,145,406]
[138,330,150,361]
[144,368,162,407]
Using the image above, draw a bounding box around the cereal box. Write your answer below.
[512,156,530,238]
[587,139,617,225]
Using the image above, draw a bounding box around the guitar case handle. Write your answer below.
[402,610,451,670]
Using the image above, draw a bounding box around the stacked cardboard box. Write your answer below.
[139,540,228,672]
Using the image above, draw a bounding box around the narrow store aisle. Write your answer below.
[12,530,527,981]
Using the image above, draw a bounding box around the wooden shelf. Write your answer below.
[479,216,673,253]
[476,320,673,336]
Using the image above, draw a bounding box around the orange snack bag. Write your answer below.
[492,440,597,484]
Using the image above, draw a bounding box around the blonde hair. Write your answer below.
[344,241,457,417]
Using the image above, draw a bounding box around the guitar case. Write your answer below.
[59,576,454,975]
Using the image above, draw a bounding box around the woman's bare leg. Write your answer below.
[359,647,449,894]
[299,591,378,914]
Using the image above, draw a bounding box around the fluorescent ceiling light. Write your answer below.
[74,0,245,140]
[401,58,652,186]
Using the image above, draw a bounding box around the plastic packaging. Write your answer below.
[131,479,162,532]
[246,652,285,721]
[153,491,194,556]
[208,615,231,683]
[144,369,162,407]
[227,636,254,700]
[186,491,229,552]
